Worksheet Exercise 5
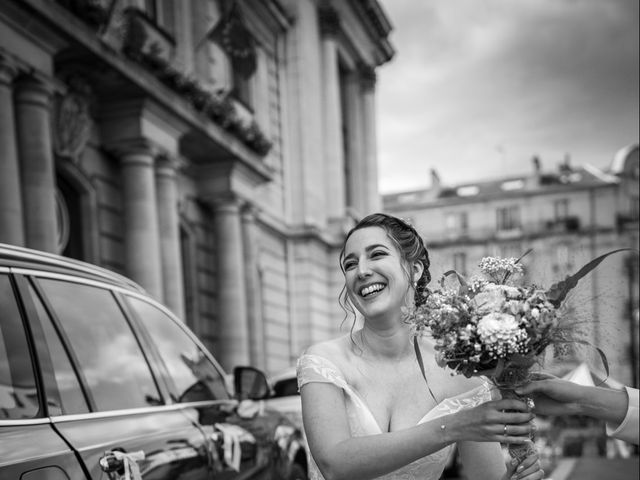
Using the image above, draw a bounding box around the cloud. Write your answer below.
[377,0,639,193]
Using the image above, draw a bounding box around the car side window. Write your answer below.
[37,278,162,412]
[273,378,299,397]
[125,296,230,402]
[28,281,89,415]
[0,274,39,419]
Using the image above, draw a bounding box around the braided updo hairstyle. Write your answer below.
[339,213,432,309]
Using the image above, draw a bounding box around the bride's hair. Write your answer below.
[338,213,432,329]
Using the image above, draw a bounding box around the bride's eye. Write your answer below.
[370,250,387,259]
[343,260,356,270]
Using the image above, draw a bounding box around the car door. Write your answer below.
[19,272,214,479]
[122,293,276,479]
[0,272,88,480]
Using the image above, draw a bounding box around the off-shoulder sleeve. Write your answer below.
[296,353,349,391]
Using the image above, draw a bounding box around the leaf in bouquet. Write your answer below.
[458,363,476,378]
[545,248,630,308]
[553,339,610,383]
[501,248,533,284]
[442,269,468,294]
[492,358,506,380]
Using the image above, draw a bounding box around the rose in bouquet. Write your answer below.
[406,248,627,461]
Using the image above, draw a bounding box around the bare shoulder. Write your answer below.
[304,334,351,359]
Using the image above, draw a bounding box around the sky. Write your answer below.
[376,0,639,194]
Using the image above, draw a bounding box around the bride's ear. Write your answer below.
[412,261,424,284]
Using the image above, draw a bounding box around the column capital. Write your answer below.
[0,53,19,86]
[14,74,57,107]
[210,192,246,212]
[108,138,162,161]
[241,202,261,221]
[358,63,377,91]
[319,6,341,37]
[155,153,186,177]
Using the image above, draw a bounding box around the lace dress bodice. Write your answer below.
[296,353,492,480]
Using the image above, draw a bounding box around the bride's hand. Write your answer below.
[446,398,535,443]
[502,452,544,480]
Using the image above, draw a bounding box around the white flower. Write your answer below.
[477,312,521,345]
[530,308,540,319]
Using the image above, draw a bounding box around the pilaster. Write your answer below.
[156,155,185,318]
[212,194,250,370]
[359,64,380,212]
[319,6,346,221]
[15,74,57,252]
[343,70,365,217]
[241,204,265,367]
[0,54,24,245]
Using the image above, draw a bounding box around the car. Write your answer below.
[266,367,302,429]
[0,243,308,479]
[263,367,312,465]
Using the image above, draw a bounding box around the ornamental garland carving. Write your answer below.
[54,76,93,162]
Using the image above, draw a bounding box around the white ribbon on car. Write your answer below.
[213,423,256,471]
[100,450,145,480]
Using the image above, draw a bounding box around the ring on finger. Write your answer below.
[504,424,508,436]
[526,397,535,410]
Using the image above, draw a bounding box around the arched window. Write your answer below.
[55,175,79,258]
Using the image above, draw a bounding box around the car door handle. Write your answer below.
[99,450,146,479]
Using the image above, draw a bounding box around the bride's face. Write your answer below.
[341,226,413,321]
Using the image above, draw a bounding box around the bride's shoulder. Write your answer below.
[303,335,351,361]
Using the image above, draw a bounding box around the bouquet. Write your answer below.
[406,248,627,461]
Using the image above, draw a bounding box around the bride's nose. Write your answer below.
[356,259,372,279]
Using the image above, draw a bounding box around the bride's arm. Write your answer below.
[301,381,534,480]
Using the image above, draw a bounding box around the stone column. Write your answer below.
[0,55,24,245]
[319,7,346,221]
[119,142,163,300]
[156,155,185,318]
[241,205,265,368]
[360,65,381,212]
[213,196,250,370]
[15,75,57,253]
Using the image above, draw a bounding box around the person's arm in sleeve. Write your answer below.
[516,379,638,445]
[606,386,639,445]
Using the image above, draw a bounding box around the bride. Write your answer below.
[297,213,544,480]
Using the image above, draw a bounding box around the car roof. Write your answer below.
[269,367,297,384]
[0,243,146,294]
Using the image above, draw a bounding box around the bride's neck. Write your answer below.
[358,324,414,362]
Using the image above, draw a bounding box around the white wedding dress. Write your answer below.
[297,353,492,480]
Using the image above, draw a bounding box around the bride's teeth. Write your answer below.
[362,284,384,296]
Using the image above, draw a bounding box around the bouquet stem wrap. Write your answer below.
[493,364,537,463]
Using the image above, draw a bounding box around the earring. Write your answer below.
[413,281,418,289]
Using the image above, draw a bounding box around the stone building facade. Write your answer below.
[0,0,393,372]
[383,148,640,387]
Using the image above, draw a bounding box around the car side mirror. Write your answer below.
[233,366,270,400]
